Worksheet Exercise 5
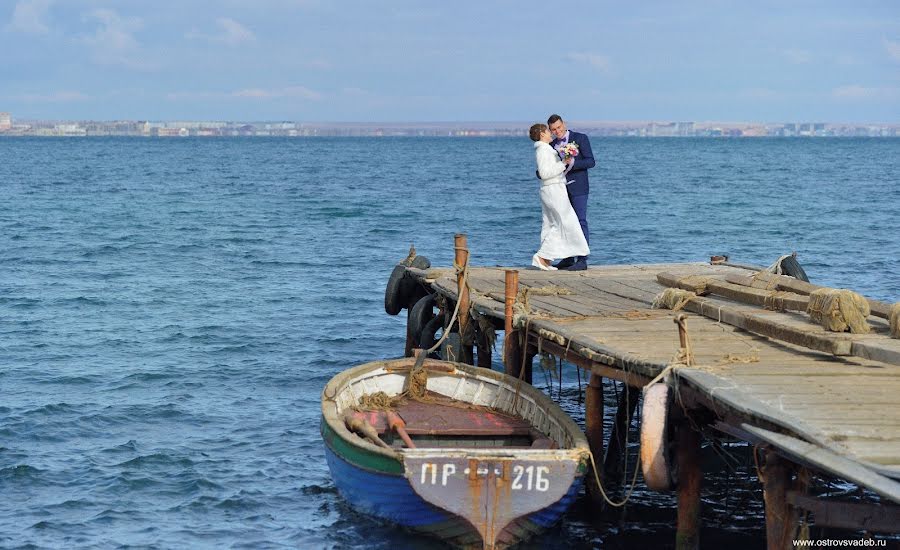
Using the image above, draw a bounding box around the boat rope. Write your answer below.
[422,253,470,356]
[400,254,472,399]
[586,447,640,508]
[510,318,532,413]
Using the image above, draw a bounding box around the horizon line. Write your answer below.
[6,118,900,127]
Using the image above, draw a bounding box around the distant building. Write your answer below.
[0,112,11,131]
[649,122,678,137]
[675,122,694,136]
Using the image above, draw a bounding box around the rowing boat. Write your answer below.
[320,357,590,549]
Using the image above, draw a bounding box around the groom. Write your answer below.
[548,114,594,270]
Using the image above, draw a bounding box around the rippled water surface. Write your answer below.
[1,137,898,548]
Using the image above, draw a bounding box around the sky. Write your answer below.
[1,0,899,122]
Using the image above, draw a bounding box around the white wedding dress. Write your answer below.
[533,141,590,261]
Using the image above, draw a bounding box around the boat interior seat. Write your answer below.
[350,400,556,449]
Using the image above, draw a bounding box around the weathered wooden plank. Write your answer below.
[663,295,856,356]
[659,271,811,313]
[677,369,860,447]
[787,491,900,533]
[835,441,900,458]
[726,272,894,320]
[740,424,900,503]
[576,278,661,305]
[519,295,592,317]
[745,389,897,401]
[549,291,643,314]
[723,373,900,385]
[851,341,900,367]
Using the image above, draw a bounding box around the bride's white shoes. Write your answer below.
[532,253,557,271]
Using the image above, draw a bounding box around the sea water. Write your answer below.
[1,136,898,548]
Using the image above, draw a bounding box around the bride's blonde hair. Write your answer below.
[529,123,547,142]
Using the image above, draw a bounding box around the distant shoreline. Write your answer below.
[1,133,898,138]
[1,115,898,138]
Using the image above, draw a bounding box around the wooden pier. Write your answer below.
[387,236,900,549]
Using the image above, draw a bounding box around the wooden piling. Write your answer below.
[585,372,604,503]
[762,450,795,550]
[676,421,702,550]
[604,384,639,481]
[454,234,473,364]
[476,331,492,368]
[504,270,521,377]
[522,350,535,385]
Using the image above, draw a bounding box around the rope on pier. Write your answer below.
[762,290,794,312]
[806,288,870,334]
[890,303,900,339]
[514,285,572,317]
[651,287,696,311]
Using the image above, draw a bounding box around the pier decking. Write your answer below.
[392,242,900,549]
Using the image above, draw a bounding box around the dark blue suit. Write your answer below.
[551,131,594,252]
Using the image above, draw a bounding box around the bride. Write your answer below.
[529,123,590,270]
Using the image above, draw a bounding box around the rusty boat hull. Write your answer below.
[320,358,590,549]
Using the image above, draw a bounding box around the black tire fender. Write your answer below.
[779,254,809,282]
[419,315,444,351]
[407,294,437,343]
[384,265,407,315]
[409,255,431,270]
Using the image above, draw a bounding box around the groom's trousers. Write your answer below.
[569,193,590,250]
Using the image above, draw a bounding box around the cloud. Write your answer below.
[782,49,811,64]
[6,0,52,34]
[566,52,611,72]
[186,17,255,45]
[81,9,153,70]
[885,39,900,63]
[13,90,90,102]
[739,88,780,100]
[167,86,323,101]
[232,86,321,100]
[304,59,331,70]
[832,85,899,100]
[216,17,254,45]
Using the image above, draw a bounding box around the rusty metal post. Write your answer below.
[503,270,520,377]
[676,421,702,550]
[762,450,795,550]
[454,233,473,364]
[585,372,604,503]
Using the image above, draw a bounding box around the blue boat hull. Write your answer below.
[324,441,584,547]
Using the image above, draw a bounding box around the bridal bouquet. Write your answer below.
[559,142,579,160]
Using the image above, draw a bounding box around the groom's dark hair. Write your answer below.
[547,114,563,125]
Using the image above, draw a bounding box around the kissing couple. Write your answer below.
[529,114,594,271]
